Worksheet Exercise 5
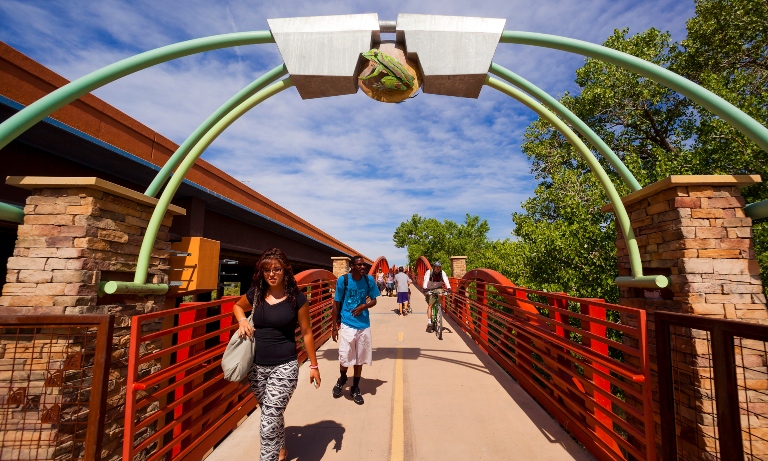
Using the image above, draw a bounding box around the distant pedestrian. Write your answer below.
[375,267,386,294]
[386,270,396,297]
[331,255,380,405]
[394,266,411,315]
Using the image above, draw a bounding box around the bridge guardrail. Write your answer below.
[444,269,654,461]
[123,269,336,461]
[0,314,114,461]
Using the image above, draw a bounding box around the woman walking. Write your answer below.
[233,248,321,461]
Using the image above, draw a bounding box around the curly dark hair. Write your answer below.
[249,248,300,309]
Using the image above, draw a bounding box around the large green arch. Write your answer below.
[0,27,765,294]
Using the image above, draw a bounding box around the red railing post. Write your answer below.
[173,303,210,457]
[581,300,622,456]
[476,281,488,342]
[123,314,143,461]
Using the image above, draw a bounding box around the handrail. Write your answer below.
[368,256,391,275]
[124,269,337,461]
[443,267,655,460]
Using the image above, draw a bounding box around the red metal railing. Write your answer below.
[414,255,431,287]
[123,269,337,461]
[444,268,654,461]
[367,256,390,276]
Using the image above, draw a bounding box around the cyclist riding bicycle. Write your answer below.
[423,261,451,335]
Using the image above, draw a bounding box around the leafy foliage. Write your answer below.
[394,0,767,301]
[393,214,490,276]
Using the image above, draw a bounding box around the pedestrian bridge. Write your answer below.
[208,291,593,461]
[117,263,658,461]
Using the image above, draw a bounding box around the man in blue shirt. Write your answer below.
[331,255,380,404]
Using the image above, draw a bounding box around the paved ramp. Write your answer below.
[207,292,594,461]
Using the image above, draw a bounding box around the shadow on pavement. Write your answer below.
[285,420,345,461]
[441,314,593,459]
[320,346,492,375]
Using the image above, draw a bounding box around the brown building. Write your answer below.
[0,41,368,296]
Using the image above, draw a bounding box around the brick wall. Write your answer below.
[608,175,767,459]
[0,179,179,460]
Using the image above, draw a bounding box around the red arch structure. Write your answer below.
[414,256,431,287]
[368,256,391,276]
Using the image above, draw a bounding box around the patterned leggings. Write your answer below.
[248,360,299,461]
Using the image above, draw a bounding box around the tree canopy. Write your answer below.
[393,0,767,302]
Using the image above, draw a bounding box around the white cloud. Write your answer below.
[0,0,695,266]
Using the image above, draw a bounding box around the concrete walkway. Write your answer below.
[207,291,594,461]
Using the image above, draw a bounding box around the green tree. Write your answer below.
[513,0,767,300]
[393,214,490,275]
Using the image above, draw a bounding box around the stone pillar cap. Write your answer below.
[450,256,468,259]
[331,256,351,260]
[602,175,761,212]
[6,176,186,215]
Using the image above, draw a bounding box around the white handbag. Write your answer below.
[221,312,255,382]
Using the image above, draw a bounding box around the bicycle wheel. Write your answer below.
[437,307,443,341]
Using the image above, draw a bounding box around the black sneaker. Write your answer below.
[332,378,346,398]
[350,387,364,405]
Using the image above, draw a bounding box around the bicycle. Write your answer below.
[427,288,445,340]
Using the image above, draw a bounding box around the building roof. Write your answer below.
[0,41,369,261]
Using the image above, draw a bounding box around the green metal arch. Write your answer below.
[500,31,768,154]
[489,63,642,192]
[144,63,288,197]
[0,26,765,292]
[485,76,667,289]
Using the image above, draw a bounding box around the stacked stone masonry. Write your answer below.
[0,185,175,461]
[613,178,767,460]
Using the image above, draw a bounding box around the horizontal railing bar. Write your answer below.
[458,296,645,378]
[0,314,114,326]
[499,296,641,337]
[135,369,228,432]
[656,311,768,341]
[450,306,646,409]
[458,281,643,315]
[168,392,256,461]
[147,391,254,461]
[481,321,647,415]
[136,342,227,387]
[133,380,243,453]
[133,357,223,412]
[467,294,642,345]
[134,297,238,324]
[138,325,236,365]
[467,295,645,366]
[140,309,243,342]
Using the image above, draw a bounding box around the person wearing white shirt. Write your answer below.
[422,261,451,331]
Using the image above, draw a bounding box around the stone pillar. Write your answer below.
[605,175,766,459]
[0,177,184,461]
[450,256,467,279]
[331,256,350,278]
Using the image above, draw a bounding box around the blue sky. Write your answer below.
[0,0,695,265]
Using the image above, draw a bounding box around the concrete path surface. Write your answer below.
[207,291,594,461]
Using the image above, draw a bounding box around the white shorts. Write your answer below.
[338,324,372,367]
